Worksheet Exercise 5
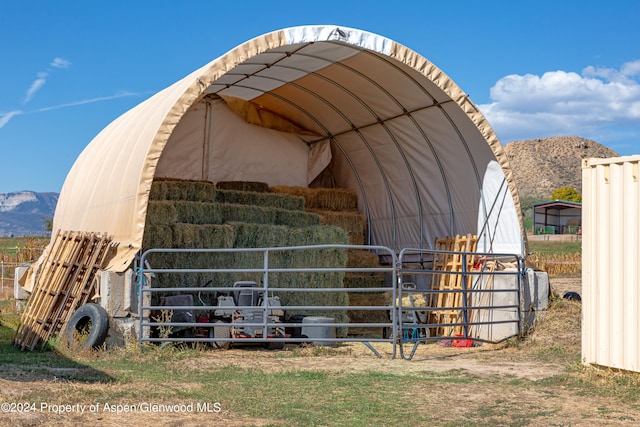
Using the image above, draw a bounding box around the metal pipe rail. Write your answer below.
[137,244,398,358]
[396,248,524,359]
[136,244,525,360]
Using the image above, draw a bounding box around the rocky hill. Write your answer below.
[0,191,58,237]
[503,136,619,198]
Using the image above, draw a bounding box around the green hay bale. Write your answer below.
[146,201,178,225]
[283,226,349,335]
[288,225,348,249]
[219,203,319,227]
[143,224,174,249]
[231,222,291,287]
[150,179,217,202]
[270,186,357,211]
[172,223,235,248]
[231,222,350,336]
[149,250,238,290]
[343,274,385,289]
[274,209,320,228]
[347,292,391,323]
[173,201,224,224]
[144,223,237,290]
[232,222,289,248]
[309,209,366,237]
[216,189,305,211]
[219,203,276,225]
[347,232,365,246]
[216,181,269,193]
[143,251,176,272]
[307,209,367,235]
[347,249,380,269]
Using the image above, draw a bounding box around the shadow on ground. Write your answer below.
[0,320,114,384]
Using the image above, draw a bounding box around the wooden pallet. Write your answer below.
[429,234,477,336]
[13,230,117,350]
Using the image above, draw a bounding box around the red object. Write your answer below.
[452,334,473,348]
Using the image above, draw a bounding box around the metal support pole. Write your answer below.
[461,253,469,338]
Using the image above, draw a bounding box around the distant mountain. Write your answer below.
[0,191,59,237]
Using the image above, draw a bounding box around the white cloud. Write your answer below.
[0,110,23,128]
[478,60,640,143]
[51,57,71,69]
[23,72,48,104]
[20,58,71,105]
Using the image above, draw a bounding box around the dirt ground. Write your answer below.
[547,276,582,299]
[5,276,640,426]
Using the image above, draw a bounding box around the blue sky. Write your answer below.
[1,1,639,193]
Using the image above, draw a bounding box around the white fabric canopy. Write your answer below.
[476,161,524,255]
[50,25,526,272]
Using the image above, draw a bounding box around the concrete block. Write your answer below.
[475,309,519,342]
[523,270,549,312]
[474,272,520,308]
[99,269,136,317]
[13,266,30,300]
[105,317,141,348]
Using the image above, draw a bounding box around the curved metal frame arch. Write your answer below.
[206,39,497,249]
[355,49,503,236]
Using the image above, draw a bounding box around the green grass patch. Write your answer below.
[528,240,581,255]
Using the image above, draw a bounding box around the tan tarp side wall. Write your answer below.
[154,98,320,186]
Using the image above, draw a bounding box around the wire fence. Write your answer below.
[1,261,23,293]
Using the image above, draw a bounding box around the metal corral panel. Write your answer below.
[582,155,640,372]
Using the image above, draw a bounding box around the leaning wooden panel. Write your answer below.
[428,234,477,336]
[13,231,116,350]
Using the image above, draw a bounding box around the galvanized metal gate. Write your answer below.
[136,244,523,359]
[396,248,523,359]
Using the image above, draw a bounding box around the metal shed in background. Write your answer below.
[532,200,582,235]
[582,155,640,373]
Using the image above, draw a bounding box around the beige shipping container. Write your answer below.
[582,155,640,372]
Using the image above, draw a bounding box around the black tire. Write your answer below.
[563,291,582,302]
[212,320,231,350]
[66,303,109,350]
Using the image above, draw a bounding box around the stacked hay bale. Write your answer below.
[143,178,349,333]
[343,249,389,338]
[271,186,388,338]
